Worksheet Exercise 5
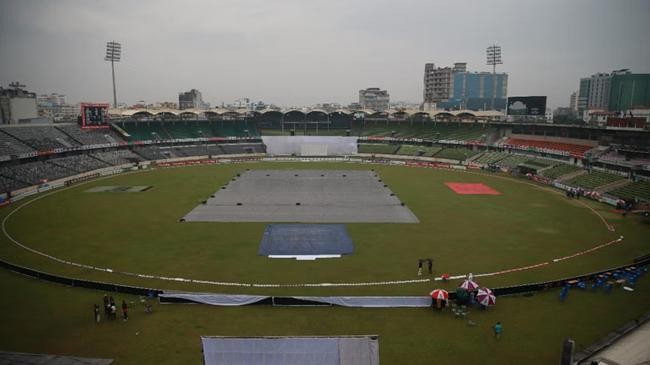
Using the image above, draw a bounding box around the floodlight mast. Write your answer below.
[486,44,502,110]
[105,41,122,108]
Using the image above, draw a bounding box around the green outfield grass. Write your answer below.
[0,162,646,296]
[0,161,648,364]
[1,268,649,365]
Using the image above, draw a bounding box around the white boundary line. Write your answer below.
[0,161,623,288]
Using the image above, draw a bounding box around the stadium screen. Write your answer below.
[507,96,547,116]
[81,103,110,129]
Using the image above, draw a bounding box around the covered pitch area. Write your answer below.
[183,169,419,223]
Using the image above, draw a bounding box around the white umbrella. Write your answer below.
[476,287,496,306]
[460,279,479,291]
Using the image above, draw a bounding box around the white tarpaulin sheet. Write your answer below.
[183,169,419,223]
[160,292,269,306]
[201,336,379,365]
[294,296,432,308]
[262,136,358,156]
[160,292,432,307]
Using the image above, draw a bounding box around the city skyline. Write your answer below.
[1,0,649,109]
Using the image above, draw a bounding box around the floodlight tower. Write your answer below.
[105,41,122,108]
[486,44,502,110]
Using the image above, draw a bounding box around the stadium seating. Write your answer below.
[0,175,24,193]
[117,122,172,141]
[520,159,555,168]
[117,121,259,141]
[503,138,592,158]
[209,121,258,138]
[357,144,400,155]
[540,164,582,180]
[169,144,225,157]
[0,161,74,186]
[218,143,265,154]
[606,181,650,202]
[56,124,122,145]
[2,126,80,150]
[356,123,496,142]
[48,155,110,173]
[472,151,561,170]
[0,155,114,191]
[0,130,35,156]
[565,171,626,190]
[489,154,529,169]
[598,151,650,167]
[472,151,509,165]
[91,150,144,165]
[395,145,442,157]
[433,147,481,161]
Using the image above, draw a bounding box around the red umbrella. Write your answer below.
[429,289,449,301]
[476,287,496,306]
[460,279,479,291]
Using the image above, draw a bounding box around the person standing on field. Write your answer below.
[122,300,128,321]
[94,304,100,324]
[103,295,109,318]
[494,321,502,340]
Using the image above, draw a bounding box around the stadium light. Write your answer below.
[105,41,122,108]
[486,44,503,110]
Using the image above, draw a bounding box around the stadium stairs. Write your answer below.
[556,169,587,182]
[597,179,632,194]
[564,171,627,190]
[540,164,582,180]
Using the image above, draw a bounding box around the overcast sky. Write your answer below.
[1,0,649,109]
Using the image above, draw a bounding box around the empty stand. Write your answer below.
[504,138,592,158]
[541,164,581,180]
[0,161,74,186]
[598,151,650,167]
[0,175,25,193]
[565,171,626,190]
[2,126,80,150]
[91,150,144,165]
[48,155,110,173]
[356,123,496,142]
[56,124,123,145]
[433,147,480,161]
[117,120,259,141]
[357,144,399,155]
[396,145,442,157]
[607,181,650,202]
[0,129,35,156]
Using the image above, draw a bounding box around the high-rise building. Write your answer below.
[0,84,38,124]
[449,71,508,110]
[577,78,591,117]
[424,62,508,110]
[423,63,453,108]
[359,88,389,111]
[608,73,650,112]
[587,73,612,110]
[569,91,577,112]
[576,70,650,116]
[36,93,77,121]
[178,89,208,110]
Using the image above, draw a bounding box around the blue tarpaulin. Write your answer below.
[258,224,354,256]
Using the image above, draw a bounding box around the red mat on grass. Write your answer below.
[445,182,501,195]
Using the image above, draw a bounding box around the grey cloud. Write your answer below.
[1,0,649,108]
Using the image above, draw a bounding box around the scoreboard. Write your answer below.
[506,96,547,116]
[80,103,110,129]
